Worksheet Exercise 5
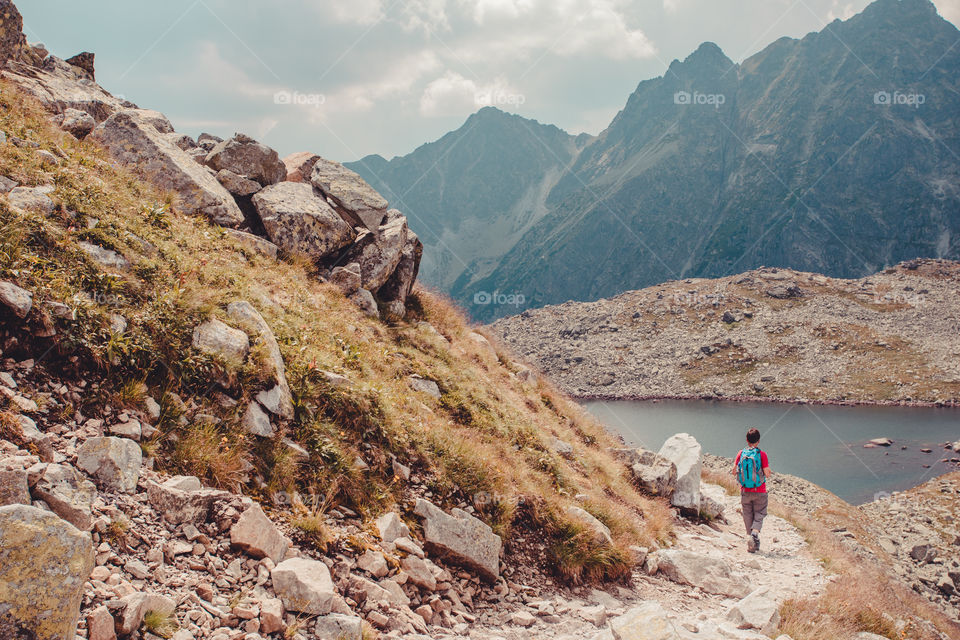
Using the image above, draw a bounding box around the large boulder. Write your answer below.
[4,56,129,122]
[0,280,32,318]
[654,549,751,598]
[618,448,677,498]
[54,107,96,139]
[377,230,422,317]
[29,463,97,531]
[226,301,294,421]
[341,215,408,292]
[145,476,234,525]
[252,182,356,260]
[0,504,94,640]
[609,601,680,640]
[192,317,250,366]
[89,110,244,226]
[0,0,26,67]
[76,436,142,493]
[205,134,286,186]
[230,503,290,563]
[271,557,339,614]
[310,158,388,230]
[283,151,321,183]
[414,498,501,582]
[658,433,702,514]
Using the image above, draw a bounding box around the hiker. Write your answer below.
[732,428,771,553]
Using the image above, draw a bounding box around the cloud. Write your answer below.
[304,0,385,25]
[418,71,525,116]
[827,2,858,21]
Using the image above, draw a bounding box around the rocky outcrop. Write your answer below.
[614,448,677,498]
[252,182,356,260]
[310,158,388,231]
[0,0,25,67]
[205,133,287,186]
[53,107,96,138]
[0,504,94,640]
[283,151,320,183]
[4,55,130,121]
[658,433,702,514]
[29,463,97,530]
[342,215,408,292]
[89,110,244,227]
[414,498,502,582]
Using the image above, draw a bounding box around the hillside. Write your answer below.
[350,0,960,322]
[492,261,960,404]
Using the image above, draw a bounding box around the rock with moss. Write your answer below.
[29,463,98,530]
[0,504,94,640]
[205,133,286,186]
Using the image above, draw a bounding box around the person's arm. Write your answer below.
[731,451,741,475]
[761,451,771,477]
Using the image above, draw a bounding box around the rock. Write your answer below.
[377,230,423,313]
[0,468,30,505]
[910,543,936,563]
[86,605,115,640]
[699,482,727,521]
[727,589,780,635]
[109,418,141,441]
[145,476,232,525]
[565,505,613,545]
[242,401,274,437]
[408,375,441,399]
[89,110,244,226]
[259,597,284,635]
[468,331,498,359]
[658,433,702,514]
[224,229,280,259]
[310,158,388,230]
[0,176,20,193]
[78,241,130,270]
[76,436,142,493]
[328,262,362,295]
[0,280,32,318]
[609,601,680,640]
[227,300,294,420]
[414,498,502,581]
[283,151,321,183]
[765,284,803,299]
[252,182,356,260]
[216,168,262,196]
[128,108,174,134]
[192,317,250,365]
[654,549,751,598]
[357,549,389,578]
[271,557,339,614]
[0,504,94,640]
[165,132,197,151]
[35,149,59,168]
[64,51,95,78]
[511,610,537,627]
[350,287,379,317]
[116,592,176,635]
[230,503,291,563]
[205,133,287,186]
[56,107,96,138]
[549,436,574,458]
[624,448,677,497]
[377,511,410,543]
[0,0,25,68]
[313,613,362,640]
[869,437,893,446]
[401,554,438,590]
[5,55,127,122]
[197,132,222,150]
[30,463,97,530]
[6,185,54,215]
[342,216,408,292]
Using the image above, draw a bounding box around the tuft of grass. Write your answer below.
[167,422,249,490]
[142,610,178,638]
[548,521,633,585]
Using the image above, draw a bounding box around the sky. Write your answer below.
[18,0,960,162]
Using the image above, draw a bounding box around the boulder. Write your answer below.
[625,448,677,498]
[329,262,362,295]
[197,132,222,150]
[76,436,142,493]
[408,375,441,399]
[401,555,438,590]
[377,230,423,313]
[609,601,680,640]
[89,110,244,226]
[29,463,97,530]
[64,52,96,79]
[314,613,362,640]
[85,605,115,640]
[0,468,30,505]
[310,158,388,230]
[283,151,321,183]
[655,549,751,598]
[7,185,54,215]
[350,288,379,317]
[205,133,286,186]
[700,482,727,521]
[192,317,250,366]
[216,168,262,196]
[376,511,410,543]
[226,301,294,420]
[223,229,279,259]
[78,242,130,271]
[252,182,356,260]
[0,504,94,640]
[658,433,702,513]
[726,589,781,635]
[116,592,176,635]
[357,549,389,578]
[341,216,408,292]
[145,477,233,525]
[414,498,502,581]
[0,0,25,68]
[4,55,128,122]
[230,503,290,563]
[242,401,273,437]
[55,107,96,138]
[0,280,32,318]
[565,505,613,545]
[271,557,339,614]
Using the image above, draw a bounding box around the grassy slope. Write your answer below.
[0,82,672,583]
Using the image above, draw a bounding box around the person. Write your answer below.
[732,428,771,553]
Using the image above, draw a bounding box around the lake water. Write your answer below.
[582,399,960,504]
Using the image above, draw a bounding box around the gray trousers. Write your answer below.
[741,491,768,533]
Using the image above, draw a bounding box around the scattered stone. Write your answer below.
[76,436,142,493]
[655,549,751,598]
[511,610,536,627]
[726,589,781,635]
[414,498,502,581]
[224,228,280,259]
[271,557,338,614]
[0,280,32,318]
[357,549,389,578]
[401,554,438,591]
[145,476,232,525]
[192,317,250,365]
[6,185,54,215]
[230,503,291,563]
[313,613,362,640]
[116,592,176,635]
[377,512,410,543]
[86,605,115,640]
[78,241,130,270]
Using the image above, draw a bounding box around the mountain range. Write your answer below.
[347,0,960,321]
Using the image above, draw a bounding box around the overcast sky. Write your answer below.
[19,0,960,162]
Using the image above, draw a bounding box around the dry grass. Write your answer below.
[0,81,672,583]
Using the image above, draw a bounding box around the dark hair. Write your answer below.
[746,428,760,444]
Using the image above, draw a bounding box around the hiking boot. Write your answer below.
[747,535,756,553]
[752,532,761,552]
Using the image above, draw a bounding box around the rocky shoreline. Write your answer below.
[575,391,960,409]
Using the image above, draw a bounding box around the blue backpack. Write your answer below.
[737,447,765,489]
